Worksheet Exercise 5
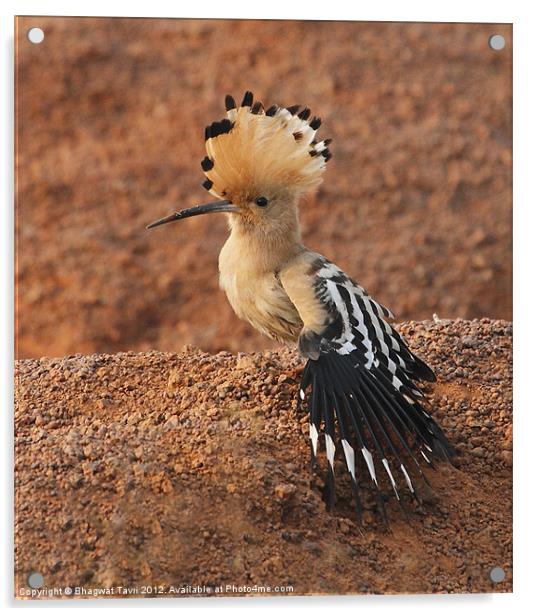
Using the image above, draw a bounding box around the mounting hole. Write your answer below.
[489,566,505,583]
[28,571,44,589]
[488,34,505,51]
[27,27,45,44]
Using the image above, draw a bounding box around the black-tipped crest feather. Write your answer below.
[201,91,332,198]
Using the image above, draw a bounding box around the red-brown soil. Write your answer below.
[15,319,512,597]
[15,18,512,359]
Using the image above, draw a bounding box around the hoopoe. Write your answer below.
[147,91,455,523]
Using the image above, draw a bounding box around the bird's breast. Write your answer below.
[218,260,302,344]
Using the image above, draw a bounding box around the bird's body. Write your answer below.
[218,222,304,343]
[148,91,455,523]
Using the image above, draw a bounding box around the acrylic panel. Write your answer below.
[15,16,512,599]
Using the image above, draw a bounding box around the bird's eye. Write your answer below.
[255,196,269,207]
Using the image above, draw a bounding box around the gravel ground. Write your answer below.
[15,319,512,598]
[15,18,512,359]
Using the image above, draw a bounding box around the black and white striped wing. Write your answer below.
[297,258,455,522]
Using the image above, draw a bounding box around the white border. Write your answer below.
[2,1,533,614]
[0,0,524,22]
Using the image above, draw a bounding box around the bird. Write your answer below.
[147,90,456,524]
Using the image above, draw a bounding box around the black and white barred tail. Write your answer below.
[297,352,456,524]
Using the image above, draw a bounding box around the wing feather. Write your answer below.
[280,253,454,522]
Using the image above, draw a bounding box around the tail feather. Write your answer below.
[357,370,429,487]
[325,359,391,523]
[363,371,432,454]
[300,352,455,523]
[344,391,392,526]
[366,367,452,462]
[331,393,364,523]
[308,372,321,465]
[337,357,422,477]
[320,374,337,511]
[319,358,390,523]
[354,384,404,501]
[410,353,437,382]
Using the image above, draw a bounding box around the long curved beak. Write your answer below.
[146,199,238,229]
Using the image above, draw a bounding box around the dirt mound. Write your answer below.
[15,18,512,359]
[15,319,512,597]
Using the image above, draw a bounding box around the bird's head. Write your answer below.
[147,91,331,236]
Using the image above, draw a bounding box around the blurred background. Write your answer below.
[15,17,512,359]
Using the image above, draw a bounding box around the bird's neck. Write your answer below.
[224,212,304,274]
